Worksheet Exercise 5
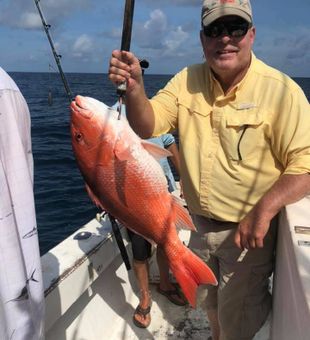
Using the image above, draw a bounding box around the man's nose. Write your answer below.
[218,29,231,43]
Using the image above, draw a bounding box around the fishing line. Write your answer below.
[34,0,73,103]
[47,63,54,106]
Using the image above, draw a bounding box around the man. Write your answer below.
[108,0,310,339]
[114,100,186,328]
[0,67,44,339]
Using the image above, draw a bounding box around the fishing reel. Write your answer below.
[139,58,149,75]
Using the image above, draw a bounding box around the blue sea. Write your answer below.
[8,72,310,255]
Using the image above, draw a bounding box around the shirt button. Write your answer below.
[208,153,213,158]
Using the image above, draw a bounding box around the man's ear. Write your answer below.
[249,26,256,44]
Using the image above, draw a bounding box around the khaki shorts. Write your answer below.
[189,215,278,340]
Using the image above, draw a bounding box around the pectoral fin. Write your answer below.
[114,139,133,161]
[141,140,172,160]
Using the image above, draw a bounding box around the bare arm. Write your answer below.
[235,173,310,250]
[166,143,181,176]
[166,142,184,198]
[108,50,155,138]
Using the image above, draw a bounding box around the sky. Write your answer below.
[0,0,309,77]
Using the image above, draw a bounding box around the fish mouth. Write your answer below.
[71,95,94,119]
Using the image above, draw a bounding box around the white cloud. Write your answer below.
[19,12,42,30]
[163,26,189,56]
[0,0,92,30]
[144,9,167,31]
[134,9,191,52]
[72,34,94,57]
[134,9,167,49]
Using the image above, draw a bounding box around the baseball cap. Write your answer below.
[201,0,253,27]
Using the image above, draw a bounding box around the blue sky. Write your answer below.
[1,0,309,77]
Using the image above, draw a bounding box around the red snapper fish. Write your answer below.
[70,95,217,307]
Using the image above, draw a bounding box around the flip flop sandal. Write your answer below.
[157,285,187,306]
[133,304,151,328]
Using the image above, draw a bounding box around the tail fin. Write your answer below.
[170,246,217,308]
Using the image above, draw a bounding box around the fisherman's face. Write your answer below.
[200,16,255,80]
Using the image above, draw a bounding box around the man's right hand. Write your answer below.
[108,50,143,94]
[108,49,155,138]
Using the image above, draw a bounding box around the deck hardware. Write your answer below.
[298,240,310,247]
[74,231,92,240]
[96,212,105,223]
[294,226,310,235]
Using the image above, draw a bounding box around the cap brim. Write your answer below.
[202,8,252,27]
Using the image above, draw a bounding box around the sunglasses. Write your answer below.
[203,20,252,38]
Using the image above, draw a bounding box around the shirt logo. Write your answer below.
[237,103,257,110]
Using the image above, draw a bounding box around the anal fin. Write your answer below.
[85,184,104,210]
[172,196,196,231]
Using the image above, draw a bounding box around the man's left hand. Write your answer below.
[234,209,271,250]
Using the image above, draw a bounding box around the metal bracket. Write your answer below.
[294,226,310,235]
[298,240,310,247]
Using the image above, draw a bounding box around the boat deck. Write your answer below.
[43,187,272,340]
[110,281,270,340]
[111,283,212,340]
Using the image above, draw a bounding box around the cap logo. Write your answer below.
[202,0,252,26]
[219,0,248,5]
[205,0,239,12]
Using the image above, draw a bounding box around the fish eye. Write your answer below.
[75,132,83,142]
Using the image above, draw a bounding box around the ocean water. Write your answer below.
[8,72,310,255]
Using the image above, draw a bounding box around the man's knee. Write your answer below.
[219,287,272,339]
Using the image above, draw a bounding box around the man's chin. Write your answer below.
[212,60,236,73]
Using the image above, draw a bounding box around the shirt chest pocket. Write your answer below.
[220,109,265,162]
[177,97,212,146]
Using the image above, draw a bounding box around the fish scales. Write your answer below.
[70,95,217,307]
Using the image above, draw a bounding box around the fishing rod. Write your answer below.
[116,1,149,96]
[117,0,135,98]
[120,0,135,52]
[107,0,138,271]
[34,0,73,103]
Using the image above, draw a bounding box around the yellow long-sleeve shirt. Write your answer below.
[150,54,310,222]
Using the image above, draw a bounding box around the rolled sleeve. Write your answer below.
[161,133,175,148]
[271,87,310,175]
